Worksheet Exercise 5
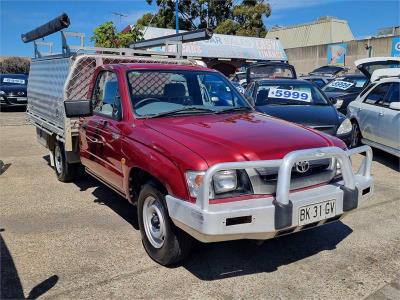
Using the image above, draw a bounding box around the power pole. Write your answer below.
[175,0,179,33]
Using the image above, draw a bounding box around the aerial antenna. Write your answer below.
[112,12,128,23]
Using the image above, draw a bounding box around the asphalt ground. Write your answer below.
[1,109,399,299]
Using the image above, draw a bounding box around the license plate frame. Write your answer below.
[298,200,336,226]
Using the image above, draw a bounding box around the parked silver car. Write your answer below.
[348,57,400,156]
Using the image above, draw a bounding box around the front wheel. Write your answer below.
[138,181,192,266]
[350,121,361,148]
[53,142,79,182]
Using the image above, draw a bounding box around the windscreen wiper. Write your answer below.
[146,106,216,118]
[215,107,253,114]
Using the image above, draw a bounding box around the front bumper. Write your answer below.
[0,95,27,106]
[166,146,373,243]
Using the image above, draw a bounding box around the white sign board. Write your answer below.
[268,88,312,102]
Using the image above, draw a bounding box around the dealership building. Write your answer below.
[265,16,400,74]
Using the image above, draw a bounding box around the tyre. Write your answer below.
[53,142,79,182]
[138,181,192,266]
[350,121,361,148]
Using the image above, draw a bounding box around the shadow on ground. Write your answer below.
[41,156,353,280]
[182,221,352,280]
[0,231,58,299]
[0,106,26,113]
[371,148,399,172]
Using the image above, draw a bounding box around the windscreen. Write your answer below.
[247,64,295,82]
[311,65,344,75]
[322,76,367,93]
[255,82,329,106]
[126,70,250,117]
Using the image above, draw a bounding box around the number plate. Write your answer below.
[16,97,27,102]
[298,200,336,226]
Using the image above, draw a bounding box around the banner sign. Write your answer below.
[391,37,400,57]
[327,43,347,66]
[141,27,288,61]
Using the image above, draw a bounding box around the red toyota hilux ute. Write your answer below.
[34,62,374,266]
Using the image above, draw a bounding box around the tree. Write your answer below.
[233,0,271,37]
[90,21,143,48]
[0,57,30,74]
[139,0,271,38]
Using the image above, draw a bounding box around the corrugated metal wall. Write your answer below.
[266,18,354,49]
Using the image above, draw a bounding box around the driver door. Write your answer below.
[81,71,124,191]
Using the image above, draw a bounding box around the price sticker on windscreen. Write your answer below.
[268,87,312,102]
[3,78,25,84]
[328,80,354,90]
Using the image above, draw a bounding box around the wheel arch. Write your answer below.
[127,167,168,204]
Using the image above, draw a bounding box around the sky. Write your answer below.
[1,0,399,57]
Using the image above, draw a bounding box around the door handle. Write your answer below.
[100,120,108,128]
[358,108,363,111]
[87,136,103,144]
[379,112,384,116]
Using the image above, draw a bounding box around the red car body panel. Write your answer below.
[80,63,346,203]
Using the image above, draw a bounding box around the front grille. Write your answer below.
[251,159,336,194]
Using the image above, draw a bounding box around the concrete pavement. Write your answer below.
[1,110,399,299]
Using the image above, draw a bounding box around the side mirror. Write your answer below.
[329,97,337,105]
[389,102,400,111]
[211,96,219,102]
[64,100,93,118]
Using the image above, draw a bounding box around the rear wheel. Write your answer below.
[53,142,79,182]
[138,181,192,266]
[350,121,361,148]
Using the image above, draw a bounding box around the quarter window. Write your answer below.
[363,83,392,105]
[384,82,400,106]
[92,71,122,119]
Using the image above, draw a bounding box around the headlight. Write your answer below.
[0,90,5,95]
[335,98,344,109]
[337,118,352,135]
[185,171,205,198]
[185,169,251,198]
[213,170,237,194]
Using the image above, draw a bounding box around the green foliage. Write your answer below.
[214,19,239,35]
[141,0,270,37]
[0,57,30,74]
[90,21,143,48]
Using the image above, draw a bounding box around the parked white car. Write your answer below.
[348,57,400,156]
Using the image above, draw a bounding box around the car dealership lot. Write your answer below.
[1,111,399,299]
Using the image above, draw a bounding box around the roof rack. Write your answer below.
[22,13,213,59]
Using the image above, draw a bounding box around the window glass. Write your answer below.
[126,70,249,117]
[364,83,392,105]
[322,76,367,93]
[254,82,329,106]
[92,71,121,119]
[384,82,400,106]
[311,79,325,88]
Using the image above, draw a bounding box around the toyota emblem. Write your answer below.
[295,161,310,173]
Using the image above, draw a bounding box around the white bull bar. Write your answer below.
[197,145,372,210]
[166,145,373,242]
